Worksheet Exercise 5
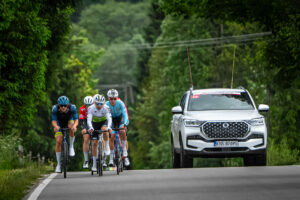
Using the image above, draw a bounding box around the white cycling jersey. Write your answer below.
[87,104,112,130]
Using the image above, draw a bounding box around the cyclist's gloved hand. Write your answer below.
[71,126,77,133]
[54,126,60,133]
[121,124,128,131]
[88,128,94,133]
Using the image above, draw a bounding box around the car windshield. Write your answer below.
[188,91,254,111]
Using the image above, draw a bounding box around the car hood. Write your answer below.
[185,110,262,121]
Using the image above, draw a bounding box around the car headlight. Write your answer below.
[184,119,206,127]
[247,118,265,126]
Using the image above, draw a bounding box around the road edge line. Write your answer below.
[27,173,57,200]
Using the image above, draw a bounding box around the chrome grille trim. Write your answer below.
[201,121,250,139]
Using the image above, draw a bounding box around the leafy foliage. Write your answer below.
[0,0,50,131]
[0,134,22,169]
[78,0,150,94]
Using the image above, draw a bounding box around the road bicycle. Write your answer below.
[60,128,70,179]
[91,130,108,176]
[112,128,125,175]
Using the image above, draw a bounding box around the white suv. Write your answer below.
[171,88,269,168]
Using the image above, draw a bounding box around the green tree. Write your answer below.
[0,0,50,131]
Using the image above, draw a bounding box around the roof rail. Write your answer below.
[237,86,245,90]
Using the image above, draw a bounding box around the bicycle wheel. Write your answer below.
[120,158,124,172]
[91,154,94,176]
[63,142,68,178]
[98,141,103,176]
[115,147,120,175]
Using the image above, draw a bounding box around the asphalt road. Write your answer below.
[30,166,300,200]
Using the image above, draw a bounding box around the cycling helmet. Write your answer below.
[107,89,119,98]
[93,94,105,104]
[57,96,69,105]
[84,96,93,105]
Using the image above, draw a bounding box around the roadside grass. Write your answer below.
[0,164,52,200]
[267,137,300,166]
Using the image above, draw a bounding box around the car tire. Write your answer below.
[179,135,193,168]
[171,136,180,168]
[244,150,267,166]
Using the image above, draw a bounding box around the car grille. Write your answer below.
[202,122,249,139]
[204,147,249,152]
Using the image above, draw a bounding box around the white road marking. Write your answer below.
[27,173,57,200]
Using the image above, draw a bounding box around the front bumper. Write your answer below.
[181,125,267,158]
[184,148,266,158]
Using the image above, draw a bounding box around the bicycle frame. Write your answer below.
[115,130,122,153]
[113,128,124,174]
[91,129,107,176]
[60,128,70,179]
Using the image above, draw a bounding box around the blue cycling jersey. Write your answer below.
[105,100,129,126]
[52,104,78,122]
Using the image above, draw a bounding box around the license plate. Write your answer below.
[214,141,239,147]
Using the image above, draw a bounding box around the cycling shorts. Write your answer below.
[91,120,108,140]
[54,119,74,138]
[112,116,124,131]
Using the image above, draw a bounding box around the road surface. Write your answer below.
[27,166,300,200]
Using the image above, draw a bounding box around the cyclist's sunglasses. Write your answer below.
[95,102,103,106]
[109,98,117,101]
[60,105,67,107]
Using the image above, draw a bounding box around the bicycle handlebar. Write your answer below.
[93,130,109,134]
[112,128,125,131]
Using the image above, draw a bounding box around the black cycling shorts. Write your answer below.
[112,116,124,129]
[91,120,108,140]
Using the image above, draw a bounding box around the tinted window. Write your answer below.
[180,93,187,109]
[188,91,254,111]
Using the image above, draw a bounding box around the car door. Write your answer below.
[173,93,187,148]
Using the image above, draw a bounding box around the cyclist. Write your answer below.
[87,94,112,172]
[52,96,78,173]
[79,96,93,169]
[106,89,130,167]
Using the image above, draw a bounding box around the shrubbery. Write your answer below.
[0,134,22,170]
[268,137,300,166]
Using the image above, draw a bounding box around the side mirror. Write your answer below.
[258,104,269,112]
[172,106,183,114]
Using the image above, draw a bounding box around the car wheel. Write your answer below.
[243,155,254,166]
[244,150,267,166]
[179,135,193,168]
[172,136,180,168]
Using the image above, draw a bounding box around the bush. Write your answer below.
[267,137,300,165]
[0,134,22,169]
[148,140,172,169]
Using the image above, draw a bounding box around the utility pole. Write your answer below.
[231,45,236,88]
[266,84,271,136]
[187,47,193,88]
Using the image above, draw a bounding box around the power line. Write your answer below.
[127,32,272,49]
[101,39,268,57]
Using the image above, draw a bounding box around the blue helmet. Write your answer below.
[57,96,69,105]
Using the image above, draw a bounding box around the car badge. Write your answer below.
[223,123,229,128]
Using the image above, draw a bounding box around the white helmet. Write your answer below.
[107,89,119,98]
[84,96,93,105]
[93,94,105,104]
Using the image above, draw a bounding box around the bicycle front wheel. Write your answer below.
[115,148,120,175]
[63,142,68,178]
[98,141,103,176]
